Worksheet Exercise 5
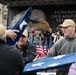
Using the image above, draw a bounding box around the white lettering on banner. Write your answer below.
[19,20,27,30]
[47,63,60,67]
[32,62,45,67]
[37,72,56,75]
[53,55,65,59]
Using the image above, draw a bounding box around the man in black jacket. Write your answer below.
[16,29,37,75]
[0,24,24,75]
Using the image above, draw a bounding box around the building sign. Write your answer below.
[8,5,76,32]
[51,10,76,23]
[40,5,76,32]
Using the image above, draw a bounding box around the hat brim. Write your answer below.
[59,24,70,27]
[22,33,27,37]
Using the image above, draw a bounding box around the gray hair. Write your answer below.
[0,34,6,40]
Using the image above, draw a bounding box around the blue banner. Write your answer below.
[6,7,32,46]
[23,52,76,73]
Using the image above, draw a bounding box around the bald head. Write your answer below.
[0,24,6,40]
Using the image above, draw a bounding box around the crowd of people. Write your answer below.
[28,25,63,58]
[0,19,76,75]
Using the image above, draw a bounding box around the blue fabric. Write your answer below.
[29,34,37,45]
[28,34,32,43]
[49,38,53,48]
[6,7,32,46]
[23,52,76,73]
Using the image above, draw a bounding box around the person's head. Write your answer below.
[32,30,35,35]
[56,31,61,36]
[0,24,6,41]
[47,28,52,32]
[59,19,76,37]
[17,29,28,48]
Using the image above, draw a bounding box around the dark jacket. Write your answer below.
[0,40,24,75]
[17,41,36,65]
[17,41,36,75]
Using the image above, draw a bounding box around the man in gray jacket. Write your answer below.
[46,19,76,75]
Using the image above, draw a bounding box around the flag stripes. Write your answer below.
[36,45,47,58]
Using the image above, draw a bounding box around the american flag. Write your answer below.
[36,45,47,58]
[36,36,47,58]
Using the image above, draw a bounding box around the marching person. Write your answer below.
[46,19,76,75]
[68,63,76,75]
[0,24,24,75]
[16,29,37,75]
[35,19,76,75]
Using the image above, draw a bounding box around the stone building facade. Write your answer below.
[0,3,8,26]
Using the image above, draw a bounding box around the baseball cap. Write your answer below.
[22,29,28,37]
[59,19,76,27]
[0,24,6,36]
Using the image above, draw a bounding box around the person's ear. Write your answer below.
[74,27,75,30]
